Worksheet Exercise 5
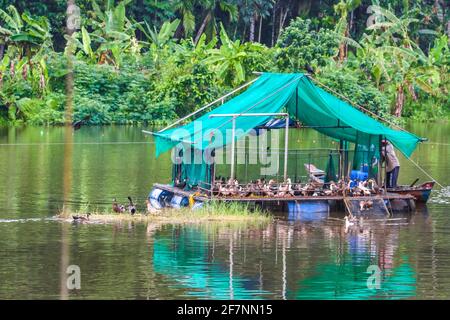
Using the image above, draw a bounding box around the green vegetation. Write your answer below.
[0,0,448,125]
[57,201,271,224]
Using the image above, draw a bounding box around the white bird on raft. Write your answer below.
[277,178,293,197]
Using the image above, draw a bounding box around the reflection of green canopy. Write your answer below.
[153,229,268,299]
[295,260,416,300]
[155,73,423,158]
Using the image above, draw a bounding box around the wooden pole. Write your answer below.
[284,115,289,181]
[383,136,387,192]
[230,117,236,181]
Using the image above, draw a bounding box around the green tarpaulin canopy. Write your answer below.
[154,72,422,159]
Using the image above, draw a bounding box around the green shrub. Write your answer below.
[276,18,339,72]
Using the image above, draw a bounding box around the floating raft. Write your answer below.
[154,183,413,202]
[151,183,415,217]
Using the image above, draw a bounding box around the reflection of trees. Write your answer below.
[398,208,450,299]
[152,220,416,299]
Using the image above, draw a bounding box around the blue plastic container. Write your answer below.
[170,195,189,209]
[287,201,329,221]
[149,188,173,209]
[350,170,368,181]
[191,201,204,210]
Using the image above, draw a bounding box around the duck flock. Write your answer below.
[207,176,380,199]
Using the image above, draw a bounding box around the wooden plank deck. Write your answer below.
[153,183,414,203]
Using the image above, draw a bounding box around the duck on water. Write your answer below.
[72,213,91,222]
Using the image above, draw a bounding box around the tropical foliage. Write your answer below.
[0,0,448,125]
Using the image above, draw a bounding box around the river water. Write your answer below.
[0,123,449,299]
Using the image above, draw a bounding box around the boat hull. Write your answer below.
[387,181,435,203]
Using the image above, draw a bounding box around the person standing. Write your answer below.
[381,140,400,188]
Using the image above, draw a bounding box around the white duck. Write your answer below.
[357,181,372,196]
[277,178,293,197]
[344,216,355,228]
[265,179,277,197]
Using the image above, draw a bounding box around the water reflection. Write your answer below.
[149,218,417,300]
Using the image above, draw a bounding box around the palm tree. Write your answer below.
[194,0,238,44]
[173,0,197,37]
[238,0,273,43]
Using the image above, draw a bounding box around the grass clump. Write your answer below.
[57,201,271,225]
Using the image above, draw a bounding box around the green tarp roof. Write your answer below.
[154,73,422,158]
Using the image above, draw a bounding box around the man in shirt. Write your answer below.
[381,139,400,188]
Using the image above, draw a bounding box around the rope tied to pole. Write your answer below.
[405,156,444,189]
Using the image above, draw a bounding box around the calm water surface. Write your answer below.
[0,123,449,299]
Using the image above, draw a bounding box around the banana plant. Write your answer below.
[0,5,22,45]
[136,19,180,66]
[333,0,361,62]
[175,33,217,65]
[0,54,10,86]
[204,24,264,86]
[86,0,138,67]
[136,19,180,49]
[0,6,52,60]
[366,5,418,48]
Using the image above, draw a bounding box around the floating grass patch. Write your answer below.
[56,201,271,225]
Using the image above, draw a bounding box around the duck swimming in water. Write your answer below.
[344,215,355,229]
[72,213,91,222]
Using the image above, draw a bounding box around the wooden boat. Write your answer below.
[387,181,435,203]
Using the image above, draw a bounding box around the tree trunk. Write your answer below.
[249,13,256,42]
[339,26,349,62]
[407,82,418,101]
[0,44,4,61]
[258,15,263,43]
[394,85,405,117]
[349,10,354,33]
[279,7,283,34]
[279,7,289,40]
[271,4,276,46]
[194,12,211,45]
